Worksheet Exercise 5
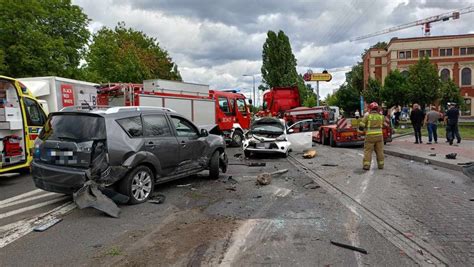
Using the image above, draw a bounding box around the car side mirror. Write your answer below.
[248,99,253,105]
[288,129,294,134]
[200,129,209,137]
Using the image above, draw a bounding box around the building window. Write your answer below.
[460,47,474,55]
[398,51,411,59]
[440,69,450,82]
[401,70,409,78]
[461,67,472,85]
[419,49,431,58]
[439,48,453,57]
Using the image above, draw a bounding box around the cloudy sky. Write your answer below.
[73,0,473,103]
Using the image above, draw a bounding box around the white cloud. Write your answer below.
[73,0,474,100]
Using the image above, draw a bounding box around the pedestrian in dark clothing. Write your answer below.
[394,109,401,127]
[410,103,424,144]
[445,103,461,145]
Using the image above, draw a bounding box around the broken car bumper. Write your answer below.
[32,161,87,194]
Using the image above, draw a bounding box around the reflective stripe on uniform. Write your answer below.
[366,113,383,135]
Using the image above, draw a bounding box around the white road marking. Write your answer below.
[220,219,259,266]
[0,192,59,209]
[0,202,76,248]
[0,189,44,206]
[0,196,69,220]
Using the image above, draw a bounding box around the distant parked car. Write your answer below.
[32,106,228,204]
[242,117,290,157]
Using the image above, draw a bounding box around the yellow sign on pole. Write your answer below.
[303,72,332,82]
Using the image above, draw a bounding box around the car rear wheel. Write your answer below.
[209,151,220,180]
[244,150,251,158]
[231,130,244,147]
[321,131,327,145]
[119,165,154,204]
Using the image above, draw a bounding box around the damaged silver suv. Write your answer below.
[32,106,228,204]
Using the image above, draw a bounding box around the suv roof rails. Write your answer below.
[60,105,110,112]
[104,106,177,114]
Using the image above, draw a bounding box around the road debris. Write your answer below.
[73,181,122,218]
[233,153,242,158]
[428,153,436,157]
[445,153,457,159]
[33,217,63,232]
[321,163,339,167]
[462,163,474,179]
[303,149,317,159]
[226,185,237,191]
[330,240,368,254]
[430,147,435,150]
[424,159,431,164]
[228,162,266,167]
[303,182,321,189]
[148,194,166,204]
[177,184,192,188]
[469,198,474,201]
[256,169,288,185]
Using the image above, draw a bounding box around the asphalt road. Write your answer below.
[0,145,471,266]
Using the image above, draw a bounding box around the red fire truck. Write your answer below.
[97,79,251,146]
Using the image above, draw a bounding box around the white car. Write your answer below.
[243,117,290,157]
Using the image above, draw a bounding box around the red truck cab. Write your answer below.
[260,86,300,117]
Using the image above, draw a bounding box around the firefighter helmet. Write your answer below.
[368,102,379,110]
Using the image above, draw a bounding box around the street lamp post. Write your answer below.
[243,74,256,106]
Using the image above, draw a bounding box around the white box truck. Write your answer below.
[19,76,99,113]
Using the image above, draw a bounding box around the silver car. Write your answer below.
[32,107,228,204]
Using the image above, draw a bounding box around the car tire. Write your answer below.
[244,150,251,158]
[330,132,336,147]
[118,165,154,204]
[209,151,220,180]
[282,150,289,158]
[321,131,327,145]
[231,130,244,147]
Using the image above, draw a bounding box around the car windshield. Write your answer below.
[39,113,106,141]
[251,119,284,134]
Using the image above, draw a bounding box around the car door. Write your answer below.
[142,114,181,176]
[169,115,207,172]
[287,120,313,152]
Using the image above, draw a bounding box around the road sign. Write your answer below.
[303,72,332,82]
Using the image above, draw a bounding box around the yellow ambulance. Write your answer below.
[0,75,47,173]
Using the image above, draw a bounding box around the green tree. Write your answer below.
[83,22,182,83]
[261,30,309,102]
[0,48,6,73]
[347,63,364,93]
[439,79,464,108]
[363,78,382,104]
[325,92,338,106]
[380,69,409,107]
[334,84,360,115]
[302,93,316,107]
[0,0,90,78]
[407,56,441,107]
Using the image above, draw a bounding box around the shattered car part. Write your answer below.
[33,217,63,232]
[148,193,166,204]
[256,169,289,185]
[303,149,317,159]
[73,181,121,218]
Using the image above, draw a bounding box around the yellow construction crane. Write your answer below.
[351,5,474,41]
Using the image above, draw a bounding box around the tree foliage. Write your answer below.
[302,93,316,107]
[83,22,181,83]
[261,30,309,103]
[333,84,360,115]
[439,79,464,108]
[380,69,409,107]
[363,78,382,104]
[325,92,338,107]
[407,56,441,107]
[0,0,90,78]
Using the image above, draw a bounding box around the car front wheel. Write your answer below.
[119,165,154,204]
[209,151,220,180]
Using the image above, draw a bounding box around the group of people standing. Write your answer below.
[410,103,461,145]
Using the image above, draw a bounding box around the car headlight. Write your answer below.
[276,135,286,141]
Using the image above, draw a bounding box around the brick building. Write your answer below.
[363,34,474,116]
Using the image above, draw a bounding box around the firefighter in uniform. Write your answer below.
[359,102,385,170]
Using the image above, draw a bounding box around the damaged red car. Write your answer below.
[31,106,228,204]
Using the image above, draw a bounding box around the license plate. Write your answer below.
[340,132,353,137]
[256,143,268,149]
[49,150,73,156]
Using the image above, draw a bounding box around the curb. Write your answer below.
[384,149,462,172]
[392,132,414,139]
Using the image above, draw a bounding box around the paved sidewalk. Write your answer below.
[385,135,474,172]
